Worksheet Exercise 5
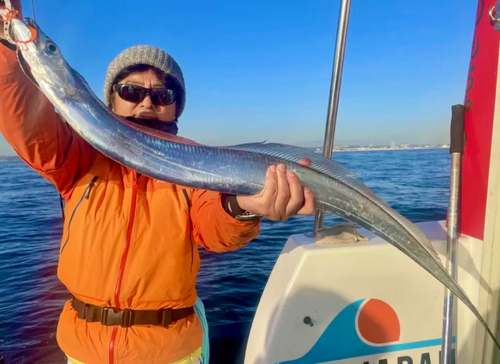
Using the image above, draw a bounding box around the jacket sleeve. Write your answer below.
[190,190,260,253]
[0,43,93,198]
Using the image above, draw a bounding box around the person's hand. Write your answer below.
[236,158,316,221]
[0,0,22,39]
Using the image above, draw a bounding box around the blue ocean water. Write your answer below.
[0,148,450,362]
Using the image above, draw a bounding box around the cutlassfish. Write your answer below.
[2,3,499,349]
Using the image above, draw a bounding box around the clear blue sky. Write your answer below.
[0,0,477,155]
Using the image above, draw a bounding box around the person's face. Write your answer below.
[111,68,177,122]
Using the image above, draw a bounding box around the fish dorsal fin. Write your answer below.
[228,142,383,202]
[392,211,442,263]
[229,142,440,262]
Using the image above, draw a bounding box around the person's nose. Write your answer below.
[139,93,154,109]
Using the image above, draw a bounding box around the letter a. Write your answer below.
[420,353,431,364]
[398,356,413,364]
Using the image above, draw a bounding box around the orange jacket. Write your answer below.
[0,43,260,364]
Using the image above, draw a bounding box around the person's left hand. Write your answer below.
[236,158,316,221]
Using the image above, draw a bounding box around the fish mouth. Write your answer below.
[17,51,40,88]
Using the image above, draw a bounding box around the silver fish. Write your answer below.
[3,9,499,349]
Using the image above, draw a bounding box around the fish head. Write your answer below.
[10,18,78,98]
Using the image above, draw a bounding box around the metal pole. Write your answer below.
[441,104,465,364]
[314,0,352,235]
[30,0,37,22]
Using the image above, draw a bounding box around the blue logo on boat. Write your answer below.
[279,299,448,363]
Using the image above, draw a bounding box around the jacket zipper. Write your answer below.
[109,327,118,364]
[59,194,66,222]
[182,189,194,272]
[109,175,139,364]
[60,176,98,255]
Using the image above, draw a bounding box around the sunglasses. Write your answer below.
[113,84,177,106]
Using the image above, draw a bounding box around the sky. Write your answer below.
[0,0,478,155]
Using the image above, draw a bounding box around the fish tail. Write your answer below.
[460,292,500,350]
[443,268,500,350]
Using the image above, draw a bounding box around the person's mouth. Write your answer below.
[124,116,179,135]
[134,113,158,120]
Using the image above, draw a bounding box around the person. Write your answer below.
[0,2,315,363]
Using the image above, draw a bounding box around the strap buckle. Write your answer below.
[101,307,133,327]
[161,309,173,326]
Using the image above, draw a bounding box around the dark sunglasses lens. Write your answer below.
[151,89,176,106]
[117,85,145,103]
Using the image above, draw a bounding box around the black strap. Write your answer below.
[0,39,15,51]
[71,296,194,328]
[222,194,245,217]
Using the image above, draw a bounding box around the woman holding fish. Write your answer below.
[4,0,500,360]
[0,1,315,363]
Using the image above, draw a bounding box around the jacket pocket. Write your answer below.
[60,176,98,255]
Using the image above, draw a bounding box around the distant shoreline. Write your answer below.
[0,146,449,160]
[314,146,449,153]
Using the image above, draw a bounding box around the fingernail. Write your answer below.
[287,171,295,178]
[304,187,311,194]
[269,165,276,173]
[278,164,286,172]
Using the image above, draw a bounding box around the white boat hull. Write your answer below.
[245,222,484,364]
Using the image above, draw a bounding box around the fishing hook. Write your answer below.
[0,6,37,45]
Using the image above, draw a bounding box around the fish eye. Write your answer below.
[45,42,59,55]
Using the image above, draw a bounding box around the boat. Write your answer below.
[242,0,500,363]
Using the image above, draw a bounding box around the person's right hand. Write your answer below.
[0,0,22,39]
[235,158,316,222]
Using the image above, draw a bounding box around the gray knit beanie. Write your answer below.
[104,45,186,117]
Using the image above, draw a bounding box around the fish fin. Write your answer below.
[398,214,442,262]
[230,142,441,261]
[229,142,383,201]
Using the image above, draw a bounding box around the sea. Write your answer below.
[0,148,450,363]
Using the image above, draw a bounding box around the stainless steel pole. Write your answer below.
[30,0,37,22]
[314,0,352,235]
[441,104,465,364]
